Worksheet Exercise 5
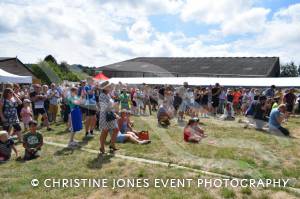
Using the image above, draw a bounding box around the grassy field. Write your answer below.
[1,114,300,198]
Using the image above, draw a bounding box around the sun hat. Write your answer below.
[23,99,31,103]
[100,81,111,90]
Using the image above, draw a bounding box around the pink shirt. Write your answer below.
[21,107,33,124]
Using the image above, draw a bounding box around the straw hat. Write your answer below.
[100,81,111,90]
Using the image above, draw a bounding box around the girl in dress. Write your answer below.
[20,99,33,131]
[67,87,83,148]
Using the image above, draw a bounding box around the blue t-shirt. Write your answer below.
[84,85,96,105]
[269,108,281,128]
[264,88,274,98]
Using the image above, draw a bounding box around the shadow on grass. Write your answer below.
[87,153,113,170]
[56,129,70,135]
[80,136,94,145]
[54,147,78,156]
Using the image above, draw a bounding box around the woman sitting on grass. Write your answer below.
[116,109,151,144]
[183,118,207,143]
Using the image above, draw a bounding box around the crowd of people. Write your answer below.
[0,78,299,162]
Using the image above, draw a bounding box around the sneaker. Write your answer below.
[68,141,79,148]
[86,133,94,138]
[139,140,151,145]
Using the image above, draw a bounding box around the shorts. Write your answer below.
[80,107,87,114]
[116,132,127,143]
[132,101,137,107]
[48,104,58,114]
[86,109,97,116]
[212,98,219,108]
[3,123,22,131]
[34,108,46,116]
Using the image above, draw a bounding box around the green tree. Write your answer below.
[44,55,58,65]
[280,62,299,77]
[60,61,70,72]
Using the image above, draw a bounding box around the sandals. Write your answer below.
[99,148,105,154]
[109,145,119,152]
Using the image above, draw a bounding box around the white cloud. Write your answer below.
[127,19,153,42]
[180,0,252,24]
[0,0,299,67]
[230,3,300,60]
[221,8,270,35]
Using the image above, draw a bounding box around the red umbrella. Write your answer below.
[93,72,109,81]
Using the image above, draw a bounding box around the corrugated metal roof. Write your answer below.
[100,57,279,77]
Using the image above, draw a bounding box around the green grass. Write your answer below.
[241,187,252,195]
[1,113,300,198]
[41,114,300,182]
[220,187,236,198]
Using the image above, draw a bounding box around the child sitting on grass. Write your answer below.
[23,121,43,160]
[20,99,33,131]
[0,131,19,162]
[183,118,207,143]
[157,100,172,127]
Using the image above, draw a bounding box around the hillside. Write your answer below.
[26,55,88,84]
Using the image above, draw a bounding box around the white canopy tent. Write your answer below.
[0,68,32,84]
[109,77,300,87]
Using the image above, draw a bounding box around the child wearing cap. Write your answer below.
[20,99,33,131]
[23,121,43,160]
[183,118,207,143]
[0,131,19,162]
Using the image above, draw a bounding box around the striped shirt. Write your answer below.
[0,138,14,159]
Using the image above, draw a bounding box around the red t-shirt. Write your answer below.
[183,127,191,142]
[233,91,241,104]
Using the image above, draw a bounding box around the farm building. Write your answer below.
[98,57,280,78]
[0,57,37,80]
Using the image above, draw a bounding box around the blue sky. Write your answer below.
[0,0,299,66]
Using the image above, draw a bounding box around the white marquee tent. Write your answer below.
[109,77,300,87]
[0,68,32,83]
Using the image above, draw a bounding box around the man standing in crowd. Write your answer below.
[30,84,52,131]
[218,86,226,114]
[178,82,189,122]
[83,77,97,137]
[78,80,87,119]
[211,83,221,116]
[283,88,297,114]
[47,83,60,123]
[264,85,276,98]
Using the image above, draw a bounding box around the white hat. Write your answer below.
[0,130,8,136]
[100,81,111,90]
